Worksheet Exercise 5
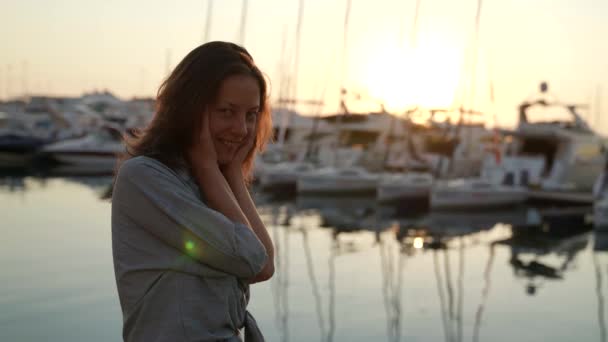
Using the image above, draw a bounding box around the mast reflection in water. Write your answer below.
[0,173,604,342]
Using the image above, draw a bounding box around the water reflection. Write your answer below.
[0,166,113,198]
[473,243,495,342]
[266,204,293,342]
[595,232,608,342]
[498,226,590,296]
[377,225,405,342]
[2,177,603,341]
[297,195,377,233]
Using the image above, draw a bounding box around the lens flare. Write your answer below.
[185,241,195,251]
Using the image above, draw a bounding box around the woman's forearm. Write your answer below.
[225,172,275,282]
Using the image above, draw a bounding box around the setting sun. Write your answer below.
[364,41,462,112]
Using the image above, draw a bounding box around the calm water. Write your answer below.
[0,175,605,342]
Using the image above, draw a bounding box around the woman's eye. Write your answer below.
[246,111,259,121]
[218,108,233,116]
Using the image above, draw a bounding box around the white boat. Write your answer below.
[297,166,379,195]
[491,84,606,205]
[377,172,433,204]
[258,161,316,192]
[593,199,608,231]
[0,112,48,168]
[430,178,528,210]
[594,168,608,231]
[41,126,123,170]
[0,132,47,168]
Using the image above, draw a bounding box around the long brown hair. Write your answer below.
[117,41,273,183]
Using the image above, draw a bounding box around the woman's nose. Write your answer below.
[231,113,248,137]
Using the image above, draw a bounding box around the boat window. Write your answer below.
[524,105,575,124]
[503,172,515,186]
[576,143,602,161]
[520,137,558,177]
[520,170,529,186]
[340,131,379,148]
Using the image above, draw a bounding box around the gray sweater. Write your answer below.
[111,156,268,341]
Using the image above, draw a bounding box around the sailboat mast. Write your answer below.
[333,0,352,166]
[277,1,305,148]
[596,85,602,129]
[277,27,290,146]
[238,0,248,45]
[203,0,213,42]
[410,0,422,49]
[292,0,305,109]
[340,0,352,99]
[467,0,484,111]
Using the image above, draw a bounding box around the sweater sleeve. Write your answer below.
[112,157,268,279]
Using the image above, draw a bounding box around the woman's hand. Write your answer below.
[188,111,218,174]
[222,130,255,180]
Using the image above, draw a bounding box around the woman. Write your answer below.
[111,41,275,342]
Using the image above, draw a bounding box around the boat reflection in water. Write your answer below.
[0,164,114,198]
[496,226,590,296]
[1,169,602,341]
[594,232,608,342]
[255,190,600,342]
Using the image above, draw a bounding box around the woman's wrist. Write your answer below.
[192,161,221,185]
[222,166,245,186]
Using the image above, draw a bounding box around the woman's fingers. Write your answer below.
[201,109,210,141]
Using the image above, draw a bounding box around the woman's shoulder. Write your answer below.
[116,156,197,193]
[116,156,179,184]
[119,156,180,176]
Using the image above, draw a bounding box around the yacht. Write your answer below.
[0,132,47,168]
[430,178,527,210]
[40,125,124,171]
[593,162,608,231]
[0,112,48,168]
[489,84,605,205]
[258,161,316,193]
[377,172,433,204]
[297,166,379,195]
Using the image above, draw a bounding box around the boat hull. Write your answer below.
[431,189,527,210]
[527,189,594,206]
[47,151,118,170]
[297,177,377,196]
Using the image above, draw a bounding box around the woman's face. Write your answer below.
[208,74,260,166]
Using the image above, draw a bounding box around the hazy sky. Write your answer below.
[1,0,607,130]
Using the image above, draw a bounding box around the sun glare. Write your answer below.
[364,42,462,113]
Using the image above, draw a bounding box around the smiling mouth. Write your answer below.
[218,139,241,149]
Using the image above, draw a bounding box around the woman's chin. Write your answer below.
[217,155,235,166]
